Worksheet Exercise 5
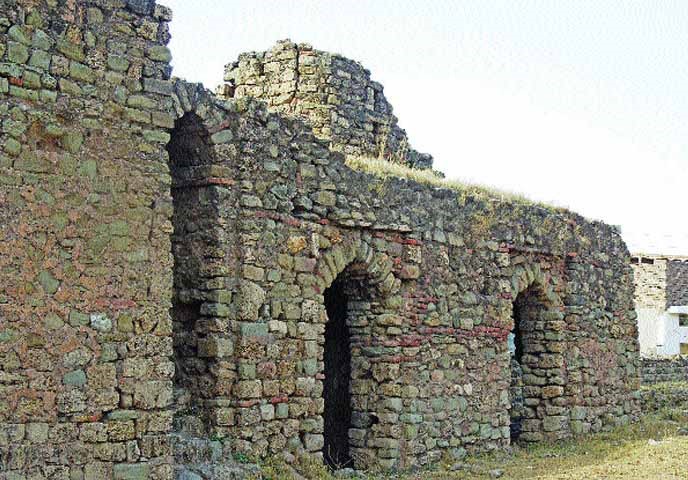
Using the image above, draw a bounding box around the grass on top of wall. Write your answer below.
[344,155,566,213]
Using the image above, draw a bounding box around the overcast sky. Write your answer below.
[163,0,688,256]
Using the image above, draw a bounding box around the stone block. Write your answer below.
[542,415,566,432]
[303,433,324,451]
[143,78,173,95]
[69,61,95,82]
[260,404,275,421]
[38,270,60,294]
[63,369,87,387]
[237,281,266,321]
[9,25,31,45]
[113,463,150,480]
[210,129,234,144]
[126,0,155,14]
[235,380,262,399]
[541,385,564,399]
[133,381,173,409]
[108,55,130,72]
[8,42,29,63]
[29,50,51,70]
[56,38,85,61]
[147,46,172,62]
[90,314,112,332]
[197,337,233,358]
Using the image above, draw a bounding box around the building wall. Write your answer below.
[667,259,688,308]
[0,0,641,477]
[631,255,688,357]
[636,309,661,357]
[632,256,667,310]
[0,1,177,477]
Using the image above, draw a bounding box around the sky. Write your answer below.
[163,0,688,256]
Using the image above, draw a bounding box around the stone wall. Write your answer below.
[667,259,688,308]
[0,0,641,477]
[222,40,433,169]
[641,357,688,384]
[631,255,688,310]
[0,0,177,478]
[165,90,639,471]
[631,255,667,310]
[640,382,688,412]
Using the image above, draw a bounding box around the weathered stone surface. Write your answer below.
[125,0,155,15]
[223,40,433,169]
[0,2,639,477]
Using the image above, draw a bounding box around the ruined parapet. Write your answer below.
[222,39,433,169]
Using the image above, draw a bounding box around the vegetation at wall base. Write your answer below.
[252,404,688,479]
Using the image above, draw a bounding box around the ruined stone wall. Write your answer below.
[631,255,668,310]
[641,357,688,384]
[166,88,640,470]
[667,259,688,308]
[222,40,433,169]
[0,1,178,477]
[0,0,641,477]
[631,255,688,309]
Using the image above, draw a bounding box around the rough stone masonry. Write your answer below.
[0,1,640,478]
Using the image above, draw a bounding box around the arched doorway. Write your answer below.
[509,268,566,443]
[167,112,233,432]
[317,244,400,470]
[323,275,353,469]
[509,288,531,440]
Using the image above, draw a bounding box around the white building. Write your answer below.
[631,254,688,357]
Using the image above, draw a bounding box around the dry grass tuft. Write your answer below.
[344,155,566,213]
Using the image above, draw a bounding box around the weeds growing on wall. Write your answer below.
[345,155,567,213]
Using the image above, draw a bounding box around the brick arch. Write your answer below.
[508,263,568,443]
[313,236,401,469]
[315,236,401,299]
[510,263,563,307]
[171,80,237,148]
[166,87,239,440]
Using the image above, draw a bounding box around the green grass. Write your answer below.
[344,155,567,213]
[429,408,688,480]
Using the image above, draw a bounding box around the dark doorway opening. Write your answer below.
[167,112,215,427]
[509,291,527,441]
[323,276,353,469]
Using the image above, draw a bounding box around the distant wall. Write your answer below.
[641,357,688,384]
[667,259,688,308]
[632,256,667,310]
[631,255,688,357]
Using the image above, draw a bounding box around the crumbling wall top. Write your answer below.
[222,39,433,169]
